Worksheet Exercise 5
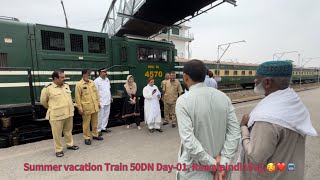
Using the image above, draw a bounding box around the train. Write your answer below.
[0,18,175,148]
[1,18,319,148]
[175,58,320,89]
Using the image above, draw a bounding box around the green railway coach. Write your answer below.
[175,59,319,89]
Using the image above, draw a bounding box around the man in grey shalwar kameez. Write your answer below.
[239,61,318,180]
[176,60,241,180]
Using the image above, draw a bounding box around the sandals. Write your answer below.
[56,151,64,157]
[67,145,79,150]
[149,129,154,133]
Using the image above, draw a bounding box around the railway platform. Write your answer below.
[0,88,319,180]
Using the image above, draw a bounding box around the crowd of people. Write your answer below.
[39,68,192,157]
[40,60,317,180]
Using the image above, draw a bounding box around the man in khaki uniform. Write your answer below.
[163,71,183,128]
[160,72,170,104]
[161,72,170,89]
[40,70,79,157]
[75,69,103,145]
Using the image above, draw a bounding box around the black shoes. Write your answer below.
[150,129,163,133]
[101,129,111,133]
[67,145,79,150]
[172,124,176,128]
[85,139,91,145]
[93,136,103,141]
[163,122,169,126]
[156,129,163,132]
[56,146,78,157]
[56,151,64,157]
[85,136,102,145]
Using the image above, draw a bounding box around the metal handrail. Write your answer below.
[0,16,20,21]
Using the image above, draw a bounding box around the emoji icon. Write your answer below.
[277,163,286,171]
[288,163,295,171]
[266,163,276,172]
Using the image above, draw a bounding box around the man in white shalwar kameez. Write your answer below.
[94,68,112,135]
[176,60,241,180]
[143,78,162,133]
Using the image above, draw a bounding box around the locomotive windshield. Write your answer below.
[137,47,169,62]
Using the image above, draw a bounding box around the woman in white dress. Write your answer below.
[143,78,162,133]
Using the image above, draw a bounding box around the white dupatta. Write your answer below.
[238,88,317,163]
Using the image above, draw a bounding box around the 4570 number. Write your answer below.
[144,71,163,78]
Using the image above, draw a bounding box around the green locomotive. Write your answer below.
[0,18,176,147]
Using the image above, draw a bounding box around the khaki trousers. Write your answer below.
[164,102,177,124]
[82,112,98,139]
[49,117,74,152]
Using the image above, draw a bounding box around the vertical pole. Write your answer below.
[216,46,220,76]
[27,68,36,120]
[187,42,190,59]
[318,66,320,83]
[299,54,302,87]
[60,0,69,28]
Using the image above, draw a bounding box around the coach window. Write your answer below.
[249,71,253,75]
[137,47,168,62]
[214,70,220,76]
[88,36,106,54]
[233,71,238,76]
[225,70,229,76]
[41,30,65,51]
[241,71,245,75]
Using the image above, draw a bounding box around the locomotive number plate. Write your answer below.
[144,71,163,78]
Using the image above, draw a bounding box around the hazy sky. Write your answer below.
[1,0,320,67]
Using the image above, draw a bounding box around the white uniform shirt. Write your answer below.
[204,75,218,89]
[94,76,111,105]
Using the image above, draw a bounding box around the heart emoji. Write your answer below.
[277,163,286,171]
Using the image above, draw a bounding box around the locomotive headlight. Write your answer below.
[1,117,11,129]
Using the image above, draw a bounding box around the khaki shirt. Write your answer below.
[163,79,183,104]
[75,79,100,115]
[161,79,168,89]
[40,82,74,121]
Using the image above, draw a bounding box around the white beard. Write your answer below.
[254,82,266,95]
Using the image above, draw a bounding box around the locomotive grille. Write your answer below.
[0,53,7,67]
[88,36,106,54]
[70,34,83,52]
[41,30,65,51]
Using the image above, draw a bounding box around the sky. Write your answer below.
[1,0,320,67]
